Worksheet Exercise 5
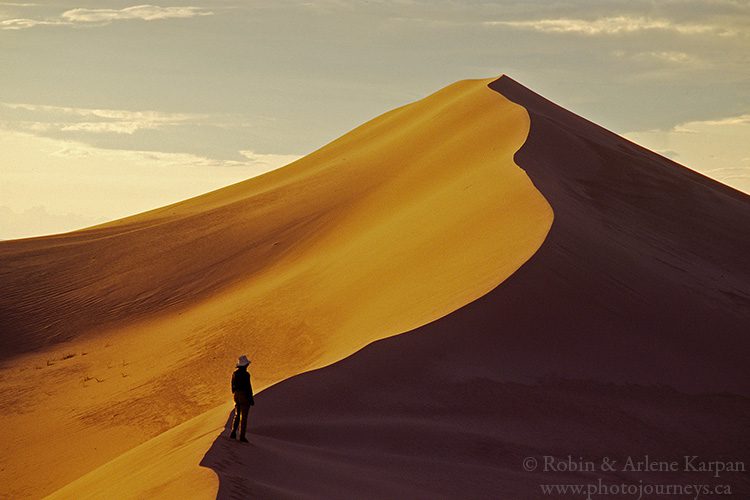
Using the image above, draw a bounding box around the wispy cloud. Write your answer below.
[682,114,750,128]
[61,5,212,23]
[238,150,302,169]
[0,101,284,165]
[49,142,300,170]
[1,102,207,134]
[633,112,750,138]
[1,122,300,171]
[633,51,698,64]
[1,4,212,30]
[610,50,707,75]
[662,113,750,134]
[0,129,300,239]
[485,16,735,36]
[625,113,750,194]
[39,135,301,170]
[0,18,55,29]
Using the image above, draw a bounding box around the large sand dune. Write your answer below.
[2,75,748,498]
[194,76,750,498]
[0,78,552,498]
[46,76,750,499]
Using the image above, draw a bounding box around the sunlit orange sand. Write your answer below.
[0,78,552,498]
[2,75,749,499]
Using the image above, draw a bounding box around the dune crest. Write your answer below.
[0,78,552,498]
[47,75,750,498]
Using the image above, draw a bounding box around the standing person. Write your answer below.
[230,355,254,442]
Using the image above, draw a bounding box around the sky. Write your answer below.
[1,0,748,239]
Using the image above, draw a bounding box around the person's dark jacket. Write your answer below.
[231,367,255,405]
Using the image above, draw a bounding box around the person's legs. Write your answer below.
[230,402,241,438]
[239,402,249,441]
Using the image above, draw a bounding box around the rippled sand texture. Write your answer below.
[1,78,552,498]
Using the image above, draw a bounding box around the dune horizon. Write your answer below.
[1,74,749,499]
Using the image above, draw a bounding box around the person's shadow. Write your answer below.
[199,408,246,499]
[199,377,341,500]
[200,406,265,499]
[197,354,411,500]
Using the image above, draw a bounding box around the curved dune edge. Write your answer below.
[192,76,747,497]
[1,78,553,498]
[46,74,750,498]
[46,404,234,499]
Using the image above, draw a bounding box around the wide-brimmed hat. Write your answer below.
[236,355,251,367]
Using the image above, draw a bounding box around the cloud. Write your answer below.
[0,128,301,239]
[0,18,56,29]
[670,114,750,133]
[0,4,212,30]
[15,130,302,172]
[632,51,698,64]
[485,16,734,36]
[625,113,750,194]
[610,51,707,76]
[57,121,160,134]
[1,102,207,135]
[3,102,199,119]
[685,114,750,127]
[0,101,284,165]
[239,150,303,170]
[47,141,301,171]
[25,131,301,170]
[61,5,212,23]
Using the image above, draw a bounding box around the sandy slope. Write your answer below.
[189,76,745,498]
[48,76,750,499]
[0,78,552,498]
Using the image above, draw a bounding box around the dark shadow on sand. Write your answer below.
[200,75,750,499]
[200,369,750,499]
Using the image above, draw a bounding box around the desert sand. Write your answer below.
[193,77,750,498]
[45,76,750,498]
[1,78,553,498]
[1,75,748,498]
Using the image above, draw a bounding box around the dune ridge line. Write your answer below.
[0,77,553,498]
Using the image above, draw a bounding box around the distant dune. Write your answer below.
[2,76,749,499]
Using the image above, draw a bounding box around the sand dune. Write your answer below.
[0,78,552,498]
[46,76,750,498]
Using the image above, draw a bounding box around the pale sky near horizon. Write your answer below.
[1,0,749,240]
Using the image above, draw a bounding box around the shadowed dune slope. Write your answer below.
[46,77,750,499]
[196,76,750,497]
[0,79,552,498]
